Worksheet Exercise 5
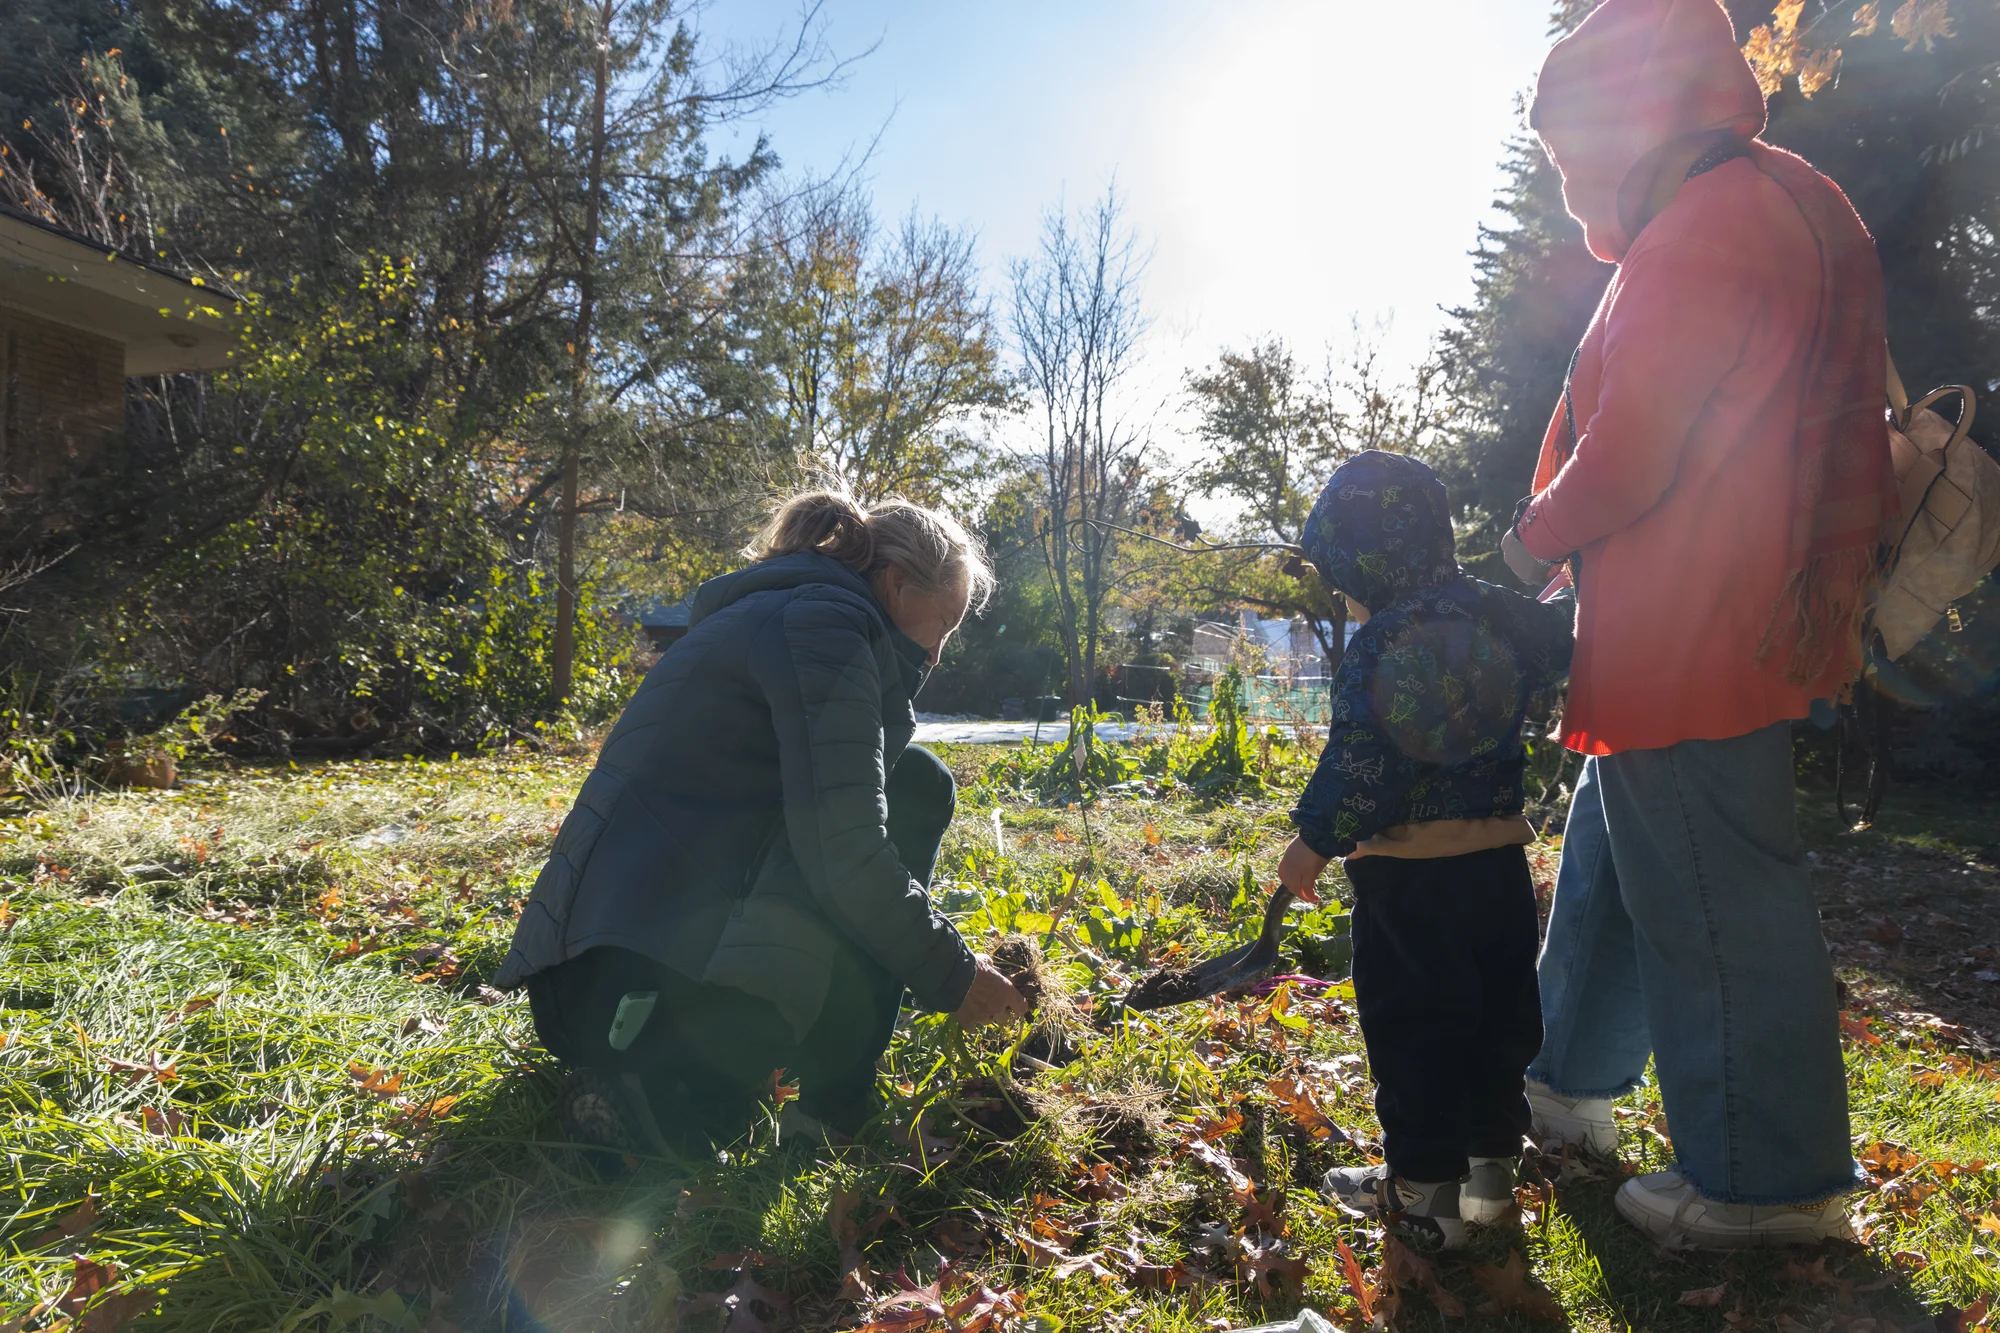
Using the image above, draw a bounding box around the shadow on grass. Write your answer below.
[1536,1174,1930,1333]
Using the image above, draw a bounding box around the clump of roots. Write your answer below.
[988,934,1078,1066]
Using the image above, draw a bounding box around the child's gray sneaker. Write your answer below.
[1461,1155,1519,1225]
[1526,1079,1619,1155]
[1321,1166,1467,1251]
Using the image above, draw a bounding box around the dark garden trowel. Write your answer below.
[1116,885,1296,1012]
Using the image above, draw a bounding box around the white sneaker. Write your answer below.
[1614,1170,1855,1249]
[1526,1079,1618,1155]
[1461,1156,1519,1225]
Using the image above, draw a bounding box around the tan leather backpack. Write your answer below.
[1872,354,2000,659]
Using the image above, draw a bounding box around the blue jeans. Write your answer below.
[1529,722,1860,1204]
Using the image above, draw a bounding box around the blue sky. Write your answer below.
[704,0,1563,438]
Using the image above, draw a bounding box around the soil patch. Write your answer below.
[1121,964,1210,1011]
[956,1075,1031,1140]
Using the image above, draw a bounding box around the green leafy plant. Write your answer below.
[1173,667,1263,798]
[983,705,1142,805]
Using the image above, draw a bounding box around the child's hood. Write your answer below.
[1301,450,1460,612]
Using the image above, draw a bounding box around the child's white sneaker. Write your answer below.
[1614,1170,1854,1249]
[1461,1155,1519,1224]
[1526,1079,1618,1155]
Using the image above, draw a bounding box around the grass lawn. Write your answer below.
[1,730,1996,1332]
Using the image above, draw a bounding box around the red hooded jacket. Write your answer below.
[1517,0,1893,755]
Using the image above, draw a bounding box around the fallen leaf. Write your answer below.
[1234,1232,1309,1302]
[1266,1076,1347,1142]
[1182,1138,1254,1195]
[105,1053,177,1085]
[140,1105,189,1136]
[1071,1162,1128,1203]
[1470,1250,1562,1320]
[1859,1141,1920,1178]
[1841,1012,1884,1046]
[1333,1236,1376,1323]
[77,1286,157,1332]
[1679,1284,1728,1308]
[58,1257,119,1317]
[1237,1187,1284,1234]
[1191,1107,1244,1143]
[1143,824,1162,846]
[1015,1232,1117,1282]
[1783,1255,1846,1291]
[771,1068,799,1107]
[348,1061,404,1099]
[1936,1300,1991,1333]
[30,1196,102,1248]
[831,1187,876,1302]
[394,1095,459,1129]
[1384,1236,1464,1318]
[180,995,216,1016]
[684,1252,789,1333]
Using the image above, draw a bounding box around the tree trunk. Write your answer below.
[552,449,579,705]
[552,0,613,709]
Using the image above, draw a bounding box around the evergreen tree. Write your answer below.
[1435,7,1608,572]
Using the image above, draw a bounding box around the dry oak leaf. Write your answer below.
[685,1252,789,1333]
[1234,1232,1308,1302]
[1892,0,1955,52]
[1678,1283,1728,1309]
[859,1265,1023,1333]
[1333,1235,1377,1323]
[76,1285,158,1333]
[1266,1075,1347,1142]
[30,1196,101,1249]
[830,1187,878,1302]
[140,1105,189,1137]
[1383,1236,1465,1319]
[1176,1128,1256,1192]
[1191,1106,1245,1143]
[1014,1231,1118,1283]
[393,1095,460,1129]
[57,1256,119,1317]
[1471,1250,1563,1321]
[348,1060,404,1099]
[105,1053,178,1085]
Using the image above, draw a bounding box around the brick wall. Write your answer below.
[0,304,126,488]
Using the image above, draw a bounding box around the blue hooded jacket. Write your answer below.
[1291,451,1574,858]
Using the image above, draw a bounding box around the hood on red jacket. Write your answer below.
[1532,0,1767,262]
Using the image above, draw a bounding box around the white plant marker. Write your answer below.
[992,807,1006,858]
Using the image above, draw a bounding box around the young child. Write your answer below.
[1279,450,1573,1251]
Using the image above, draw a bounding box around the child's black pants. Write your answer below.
[1345,843,1543,1183]
[527,745,956,1145]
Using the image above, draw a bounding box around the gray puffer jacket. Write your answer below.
[494,552,977,1037]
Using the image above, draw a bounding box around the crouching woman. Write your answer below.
[494,490,1028,1153]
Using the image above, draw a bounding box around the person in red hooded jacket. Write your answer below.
[1497,0,1896,1248]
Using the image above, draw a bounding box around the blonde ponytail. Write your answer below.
[752,489,875,569]
[751,487,995,611]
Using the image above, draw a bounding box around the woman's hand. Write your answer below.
[1277,835,1331,905]
[953,958,1030,1028]
[1501,524,1556,588]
